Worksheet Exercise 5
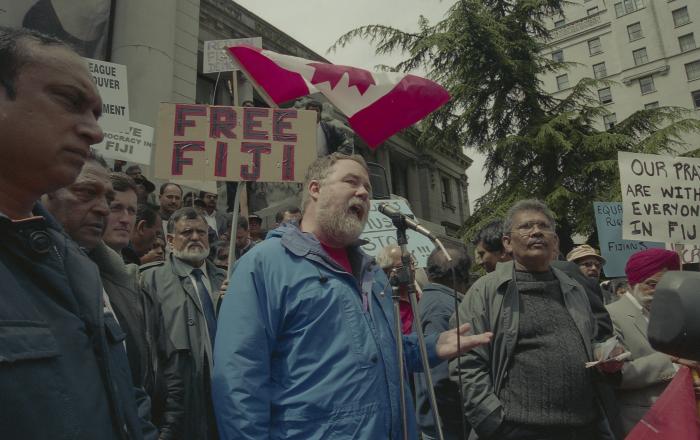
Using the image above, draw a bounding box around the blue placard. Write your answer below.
[593,202,665,277]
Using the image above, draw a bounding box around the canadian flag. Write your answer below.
[227,44,450,148]
[626,366,700,440]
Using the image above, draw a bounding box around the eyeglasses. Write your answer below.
[512,220,554,236]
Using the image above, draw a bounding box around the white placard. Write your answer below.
[203,37,263,73]
[85,58,129,133]
[669,243,700,265]
[360,199,436,268]
[618,151,700,244]
[93,122,153,165]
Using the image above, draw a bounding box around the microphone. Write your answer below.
[378,203,436,241]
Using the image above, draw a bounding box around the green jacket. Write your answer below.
[448,261,607,439]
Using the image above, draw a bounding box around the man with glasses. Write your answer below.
[606,248,698,434]
[567,245,606,280]
[450,199,620,440]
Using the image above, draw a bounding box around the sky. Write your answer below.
[234,0,489,212]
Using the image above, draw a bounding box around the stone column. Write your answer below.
[111,0,198,128]
[459,174,470,220]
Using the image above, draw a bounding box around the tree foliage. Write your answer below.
[331,0,700,250]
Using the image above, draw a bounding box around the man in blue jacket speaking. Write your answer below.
[213,153,492,439]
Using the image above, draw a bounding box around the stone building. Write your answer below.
[539,0,700,152]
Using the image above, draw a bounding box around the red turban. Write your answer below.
[625,248,680,286]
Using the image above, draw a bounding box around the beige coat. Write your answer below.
[606,294,677,433]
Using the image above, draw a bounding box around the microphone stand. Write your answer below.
[386,211,445,440]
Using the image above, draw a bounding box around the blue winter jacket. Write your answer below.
[212,224,441,439]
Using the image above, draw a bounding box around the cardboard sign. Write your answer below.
[618,152,700,245]
[593,202,665,277]
[154,103,316,182]
[85,58,129,133]
[669,243,700,265]
[360,199,436,268]
[203,37,263,73]
[93,122,153,165]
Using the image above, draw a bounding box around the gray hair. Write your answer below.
[376,245,400,270]
[167,207,207,233]
[503,199,556,233]
[300,152,368,213]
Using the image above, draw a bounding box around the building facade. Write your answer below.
[540,0,700,152]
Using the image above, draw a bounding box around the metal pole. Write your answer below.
[390,273,409,440]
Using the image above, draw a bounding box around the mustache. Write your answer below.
[528,238,547,246]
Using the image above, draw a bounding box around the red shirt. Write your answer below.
[320,242,352,274]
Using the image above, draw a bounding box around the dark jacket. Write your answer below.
[415,283,468,439]
[91,241,172,433]
[0,205,154,440]
[321,120,354,155]
[448,261,613,440]
[551,260,613,341]
[140,254,225,440]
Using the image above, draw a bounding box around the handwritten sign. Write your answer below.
[203,37,262,73]
[85,58,129,133]
[360,199,435,268]
[154,103,316,182]
[618,152,700,245]
[593,202,665,277]
[670,243,700,265]
[93,122,153,165]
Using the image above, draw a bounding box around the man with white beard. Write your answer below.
[212,153,493,440]
[140,207,225,440]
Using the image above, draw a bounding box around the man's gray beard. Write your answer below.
[172,245,209,265]
[316,200,367,247]
[631,283,654,309]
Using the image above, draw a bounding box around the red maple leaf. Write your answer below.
[308,62,376,95]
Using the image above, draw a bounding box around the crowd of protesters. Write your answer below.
[2,26,699,440]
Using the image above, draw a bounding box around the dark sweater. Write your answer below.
[499,270,595,427]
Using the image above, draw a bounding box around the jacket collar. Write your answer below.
[423,282,464,301]
[494,260,580,290]
[89,241,132,285]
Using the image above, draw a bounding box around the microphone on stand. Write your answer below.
[378,203,436,241]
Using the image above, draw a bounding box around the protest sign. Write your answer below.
[669,243,700,265]
[93,122,153,165]
[360,199,435,268]
[85,58,129,133]
[203,37,262,73]
[154,103,316,183]
[593,202,665,277]
[618,152,700,245]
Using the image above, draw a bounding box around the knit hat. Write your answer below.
[566,245,606,264]
[625,248,680,286]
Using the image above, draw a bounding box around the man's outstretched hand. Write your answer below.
[436,323,493,360]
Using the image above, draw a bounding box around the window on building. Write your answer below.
[633,47,649,65]
[441,177,453,207]
[552,50,564,62]
[588,37,603,55]
[639,76,656,94]
[614,0,645,17]
[672,7,691,27]
[679,33,696,52]
[644,101,659,109]
[692,90,700,109]
[627,22,643,41]
[604,113,617,130]
[686,60,700,81]
[593,62,607,79]
[556,74,570,90]
[554,18,566,28]
[598,87,613,104]
[587,6,599,15]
